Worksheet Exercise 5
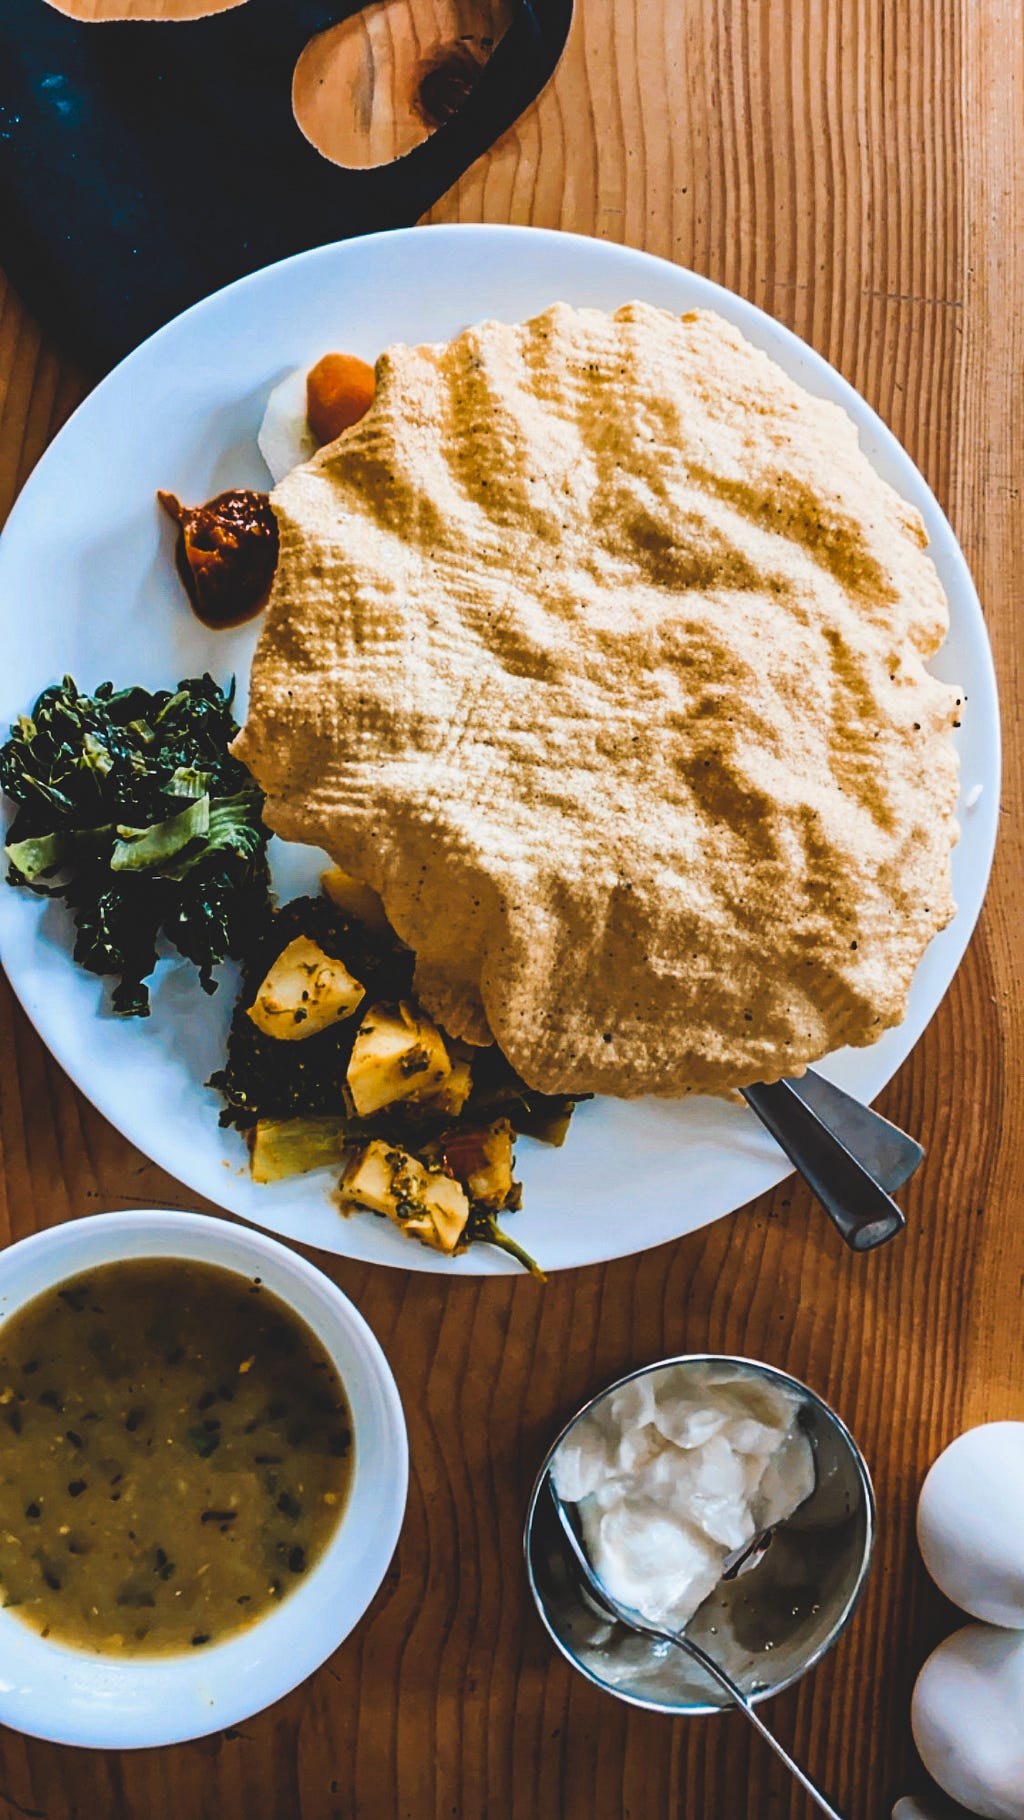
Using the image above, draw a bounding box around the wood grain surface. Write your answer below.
[2,3,1022,1816]
[292,0,514,170]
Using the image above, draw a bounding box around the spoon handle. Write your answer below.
[546,1480,846,1818]
[784,1069,924,1192]
[741,1078,906,1251]
[669,1633,846,1820]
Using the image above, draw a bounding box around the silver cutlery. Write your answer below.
[548,1476,846,1820]
[741,1069,924,1251]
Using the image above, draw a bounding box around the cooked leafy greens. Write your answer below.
[0,676,271,1015]
[465,1205,547,1281]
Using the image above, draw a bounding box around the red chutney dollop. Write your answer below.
[158,489,279,629]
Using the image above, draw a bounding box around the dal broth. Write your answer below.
[0,1258,352,1654]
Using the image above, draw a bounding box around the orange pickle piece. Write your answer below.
[306,353,376,445]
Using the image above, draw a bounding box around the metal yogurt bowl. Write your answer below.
[524,1354,875,1716]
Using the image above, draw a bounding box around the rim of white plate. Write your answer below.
[0,225,1002,1275]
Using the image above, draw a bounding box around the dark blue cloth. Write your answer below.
[0,0,572,370]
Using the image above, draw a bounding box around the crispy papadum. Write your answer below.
[234,304,961,1097]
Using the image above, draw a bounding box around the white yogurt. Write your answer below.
[552,1363,815,1630]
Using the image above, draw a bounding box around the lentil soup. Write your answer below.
[0,1258,352,1654]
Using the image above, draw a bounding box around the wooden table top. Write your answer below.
[2,3,1022,1815]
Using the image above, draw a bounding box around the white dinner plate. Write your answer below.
[0,225,1000,1275]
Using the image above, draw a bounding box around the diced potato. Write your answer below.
[346,1001,451,1117]
[249,1116,350,1184]
[341,1139,470,1255]
[340,1140,397,1215]
[415,1054,473,1119]
[247,936,364,1041]
[404,1173,469,1254]
[441,1119,515,1207]
[321,864,391,935]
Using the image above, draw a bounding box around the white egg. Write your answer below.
[257,366,317,485]
[918,1423,1024,1625]
[911,1623,1024,1819]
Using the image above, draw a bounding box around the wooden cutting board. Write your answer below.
[0,0,572,368]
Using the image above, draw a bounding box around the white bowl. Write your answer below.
[0,1210,408,1748]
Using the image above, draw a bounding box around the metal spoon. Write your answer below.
[548,1477,846,1820]
[741,1069,924,1251]
[721,1525,772,1579]
[783,1070,924,1190]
